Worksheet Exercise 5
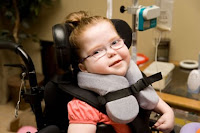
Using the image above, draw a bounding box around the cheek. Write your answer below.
[85,61,107,73]
[120,48,131,62]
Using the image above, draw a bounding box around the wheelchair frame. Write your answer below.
[0,41,45,130]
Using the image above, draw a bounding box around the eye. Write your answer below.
[93,50,100,55]
[92,48,104,57]
[111,39,119,46]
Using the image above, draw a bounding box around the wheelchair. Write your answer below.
[0,19,174,133]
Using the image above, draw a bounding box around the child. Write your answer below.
[65,11,174,133]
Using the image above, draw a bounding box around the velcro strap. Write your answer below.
[98,87,132,105]
[145,72,162,84]
[131,72,162,94]
[98,72,162,105]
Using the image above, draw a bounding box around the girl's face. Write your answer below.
[78,21,131,76]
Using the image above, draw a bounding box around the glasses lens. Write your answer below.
[93,49,106,59]
[111,39,124,49]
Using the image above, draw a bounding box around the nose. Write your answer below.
[106,47,117,58]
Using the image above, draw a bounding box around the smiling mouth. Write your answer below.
[109,60,122,67]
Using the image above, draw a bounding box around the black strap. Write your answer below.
[51,74,107,114]
[51,72,162,112]
[98,72,162,105]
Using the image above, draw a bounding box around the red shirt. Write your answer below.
[68,98,131,133]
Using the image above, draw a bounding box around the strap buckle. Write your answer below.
[130,78,149,94]
[97,96,107,105]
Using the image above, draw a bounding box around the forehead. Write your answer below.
[83,21,118,41]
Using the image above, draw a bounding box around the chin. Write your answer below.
[115,71,127,76]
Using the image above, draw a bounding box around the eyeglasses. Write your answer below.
[80,38,125,63]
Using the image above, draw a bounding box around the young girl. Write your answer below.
[65,11,174,133]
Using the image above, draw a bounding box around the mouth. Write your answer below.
[109,60,122,67]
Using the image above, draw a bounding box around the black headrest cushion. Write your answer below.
[111,19,132,49]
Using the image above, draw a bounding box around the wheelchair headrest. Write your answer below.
[52,19,132,71]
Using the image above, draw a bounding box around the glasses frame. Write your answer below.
[80,38,125,63]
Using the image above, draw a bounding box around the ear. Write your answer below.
[78,63,88,72]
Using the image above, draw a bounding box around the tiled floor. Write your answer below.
[0,100,36,133]
[0,101,17,133]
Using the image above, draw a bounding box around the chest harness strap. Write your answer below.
[97,72,162,106]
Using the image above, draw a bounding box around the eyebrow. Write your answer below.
[85,43,103,55]
[86,36,120,54]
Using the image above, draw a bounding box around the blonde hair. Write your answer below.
[65,11,116,57]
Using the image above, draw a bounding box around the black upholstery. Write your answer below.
[52,23,73,71]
